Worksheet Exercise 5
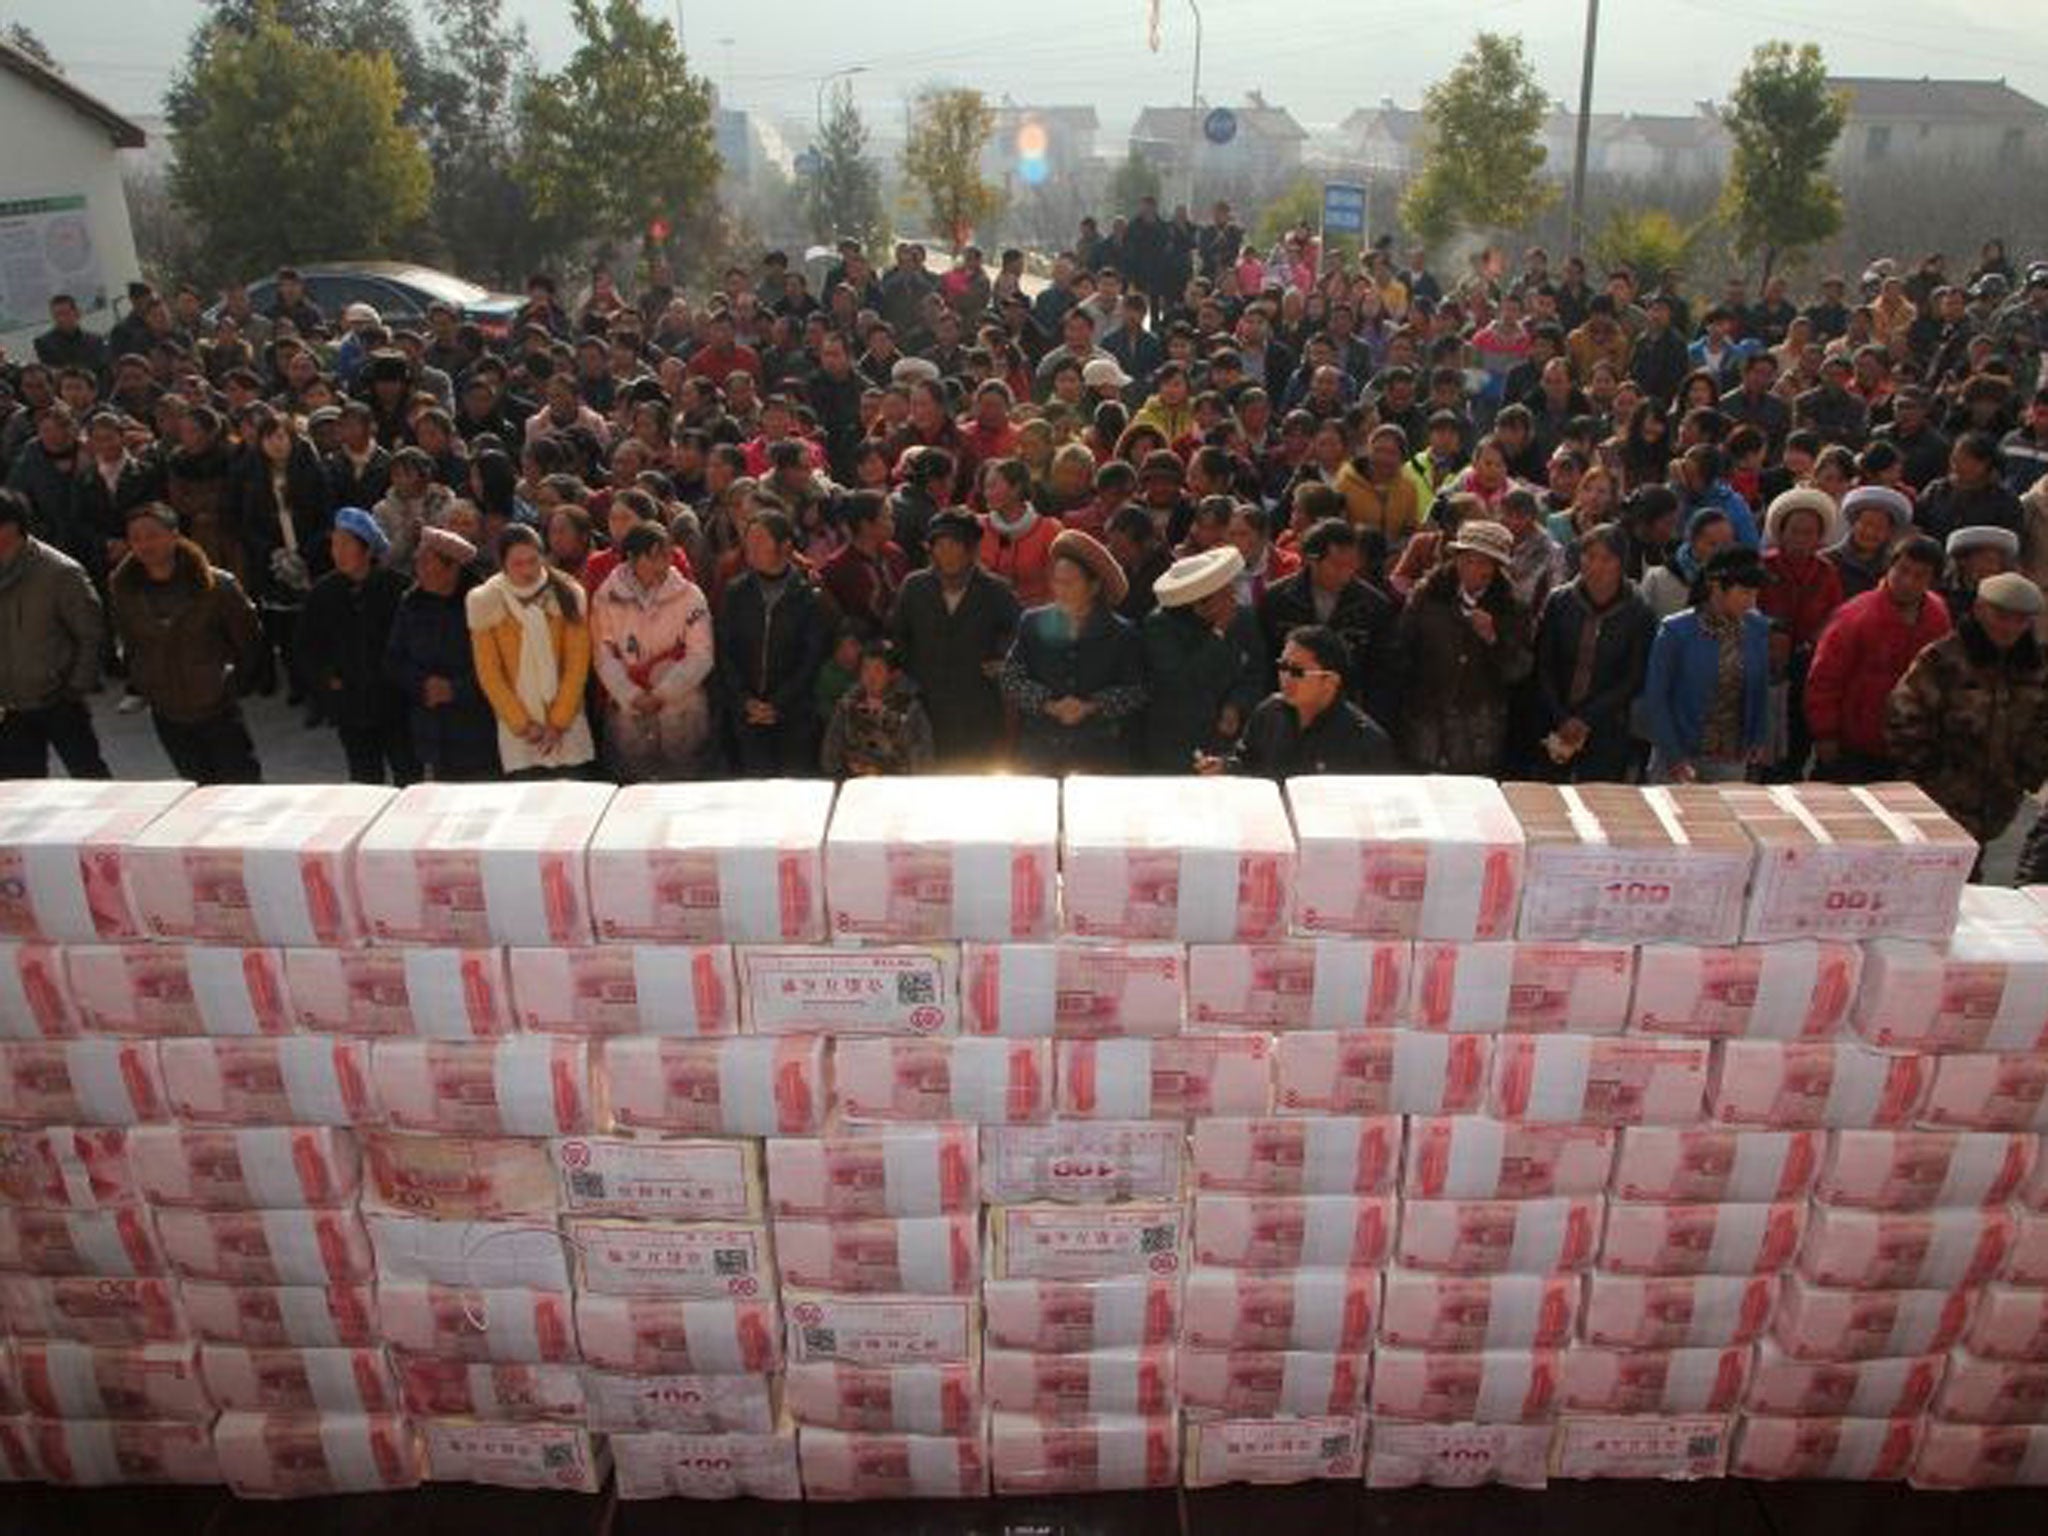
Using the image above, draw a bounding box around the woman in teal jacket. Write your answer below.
[1641,544,1772,784]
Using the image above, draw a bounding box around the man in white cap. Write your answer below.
[1139,543,1264,771]
[1888,570,2048,847]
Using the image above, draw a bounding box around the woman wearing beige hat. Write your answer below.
[1000,528,1146,773]
[1393,518,1533,775]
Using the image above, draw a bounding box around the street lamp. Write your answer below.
[816,64,870,134]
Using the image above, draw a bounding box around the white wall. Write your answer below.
[0,68,143,354]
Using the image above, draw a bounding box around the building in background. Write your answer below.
[1130,92,1307,199]
[0,39,145,351]
[1828,77,2048,172]
[1342,98,1730,184]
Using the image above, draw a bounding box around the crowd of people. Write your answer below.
[3,205,2047,871]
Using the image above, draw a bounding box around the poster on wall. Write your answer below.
[0,193,107,335]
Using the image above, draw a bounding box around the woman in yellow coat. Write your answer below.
[466,522,596,777]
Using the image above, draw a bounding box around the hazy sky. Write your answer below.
[15,0,2048,134]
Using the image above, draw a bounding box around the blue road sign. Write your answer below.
[1322,181,1368,237]
[1203,107,1238,145]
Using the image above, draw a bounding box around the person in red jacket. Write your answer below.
[1803,535,1950,781]
[1760,486,1846,778]
[978,458,1062,605]
[820,491,908,637]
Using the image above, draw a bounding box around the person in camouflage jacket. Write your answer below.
[1887,574,2048,843]
[821,640,935,777]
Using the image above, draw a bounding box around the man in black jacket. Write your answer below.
[296,507,417,785]
[107,504,265,784]
[385,526,498,781]
[717,509,830,775]
[1255,518,1399,727]
[33,295,109,378]
[1200,625,1396,777]
[889,510,1022,766]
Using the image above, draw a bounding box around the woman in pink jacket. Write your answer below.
[590,522,716,780]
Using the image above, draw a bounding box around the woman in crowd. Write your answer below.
[589,521,714,781]
[1395,518,1533,774]
[1616,398,1673,493]
[979,457,1061,604]
[1641,544,1772,784]
[1759,487,1845,776]
[1001,528,1147,773]
[1641,506,1734,619]
[1533,523,1657,782]
[1825,484,1911,599]
[546,504,596,582]
[1443,435,1522,517]
[233,404,332,698]
[466,522,595,778]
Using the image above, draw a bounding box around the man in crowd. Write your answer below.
[1888,571,2048,849]
[718,509,829,774]
[889,508,1022,767]
[0,488,109,777]
[107,503,264,784]
[1804,536,1951,783]
[1200,624,1397,777]
[297,506,417,785]
[1140,545,1265,771]
[385,526,497,781]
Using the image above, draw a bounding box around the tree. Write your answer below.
[1721,41,1846,282]
[169,0,434,132]
[902,87,998,250]
[515,0,720,267]
[1590,207,1710,284]
[419,0,551,281]
[1399,32,1555,249]
[807,81,888,253]
[169,13,432,278]
[1252,176,1322,248]
[1106,153,1163,216]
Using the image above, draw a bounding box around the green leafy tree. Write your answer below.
[419,0,552,281]
[169,0,434,131]
[1721,41,1846,282]
[1399,31,1555,249]
[902,87,999,249]
[515,0,720,265]
[807,81,888,252]
[1106,153,1163,216]
[1252,176,1322,247]
[169,13,431,278]
[1590,207,1710,284]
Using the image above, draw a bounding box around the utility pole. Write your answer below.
[1567,0,1600,259]
[1184,0,1203,212]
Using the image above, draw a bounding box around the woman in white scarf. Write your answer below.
[465,523,596,776]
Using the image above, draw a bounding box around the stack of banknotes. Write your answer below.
[0,774,2044,1498]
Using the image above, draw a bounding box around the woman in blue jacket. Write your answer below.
[1641,544,1771,784]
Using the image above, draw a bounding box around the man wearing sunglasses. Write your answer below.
[1197,625,1396,778]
